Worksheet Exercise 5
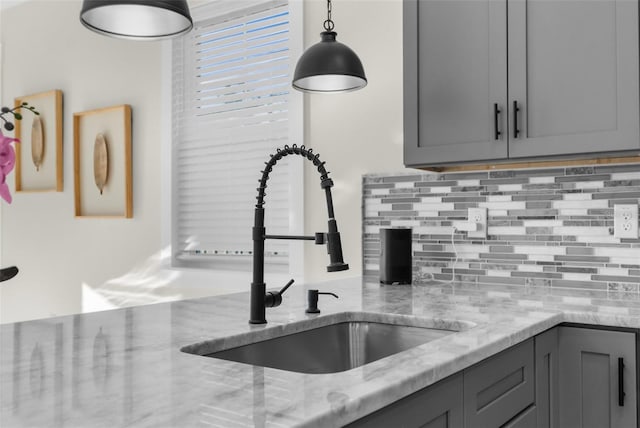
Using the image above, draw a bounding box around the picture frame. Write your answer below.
[14,89,63,192]
[73,105,132,218]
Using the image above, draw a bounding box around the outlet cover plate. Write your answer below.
[614,204,638,239]
[468,207,487,238]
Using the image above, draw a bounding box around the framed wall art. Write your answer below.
[14,89,63,192]
[73,105,132,218]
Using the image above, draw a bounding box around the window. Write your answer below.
[171,0,303,272]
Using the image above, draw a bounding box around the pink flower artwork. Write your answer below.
[0,130,19,204]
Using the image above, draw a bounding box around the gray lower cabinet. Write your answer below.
[403,0,640,167]
[558,326,637,428]
[347,339,533,427]
[348,326,637,428]
[463,338,534,427]
[345,372,463,428]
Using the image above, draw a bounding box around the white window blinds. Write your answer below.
[172,0,301,270]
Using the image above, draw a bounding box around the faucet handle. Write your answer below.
[305,289,339,314]
[265,279,294,308]
[278,278,295,295]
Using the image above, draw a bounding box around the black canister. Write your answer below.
[379,228,412,284]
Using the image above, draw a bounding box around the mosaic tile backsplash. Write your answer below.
[363,164,640,291]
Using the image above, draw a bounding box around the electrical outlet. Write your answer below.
[614,204,638,239]
[468,207,487,238]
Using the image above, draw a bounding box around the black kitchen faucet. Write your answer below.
[250,145,348,324]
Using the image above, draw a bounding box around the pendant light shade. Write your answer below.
[293,31,367,93]
[80,0,193,40]
[292,0,366,93]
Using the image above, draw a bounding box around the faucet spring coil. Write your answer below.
[255,146,333,208]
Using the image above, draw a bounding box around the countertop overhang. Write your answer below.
[2,277,640,427]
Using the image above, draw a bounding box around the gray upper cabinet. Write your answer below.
[404,0,508,165]
[508,0,639,158]
[404,0,640,167]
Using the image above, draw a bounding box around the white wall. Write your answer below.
[0,0,405,323]
[302,0,404,281]
[0,0,163,322]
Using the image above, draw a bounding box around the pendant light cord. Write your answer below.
[324,0,335,31]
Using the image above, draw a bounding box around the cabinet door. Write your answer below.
[558,326,637,428]
[508,0,640,158]
[403,0,508,166]
[535,327,559,428]
[463,338,534,427]
[345,373,463,428]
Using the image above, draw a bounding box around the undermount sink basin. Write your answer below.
[181,312,473,374]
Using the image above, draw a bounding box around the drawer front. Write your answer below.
[345,373,463,428]
[463,338,534,427]
[503,405,537,428]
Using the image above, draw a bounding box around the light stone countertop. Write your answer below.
[2,277,640,427]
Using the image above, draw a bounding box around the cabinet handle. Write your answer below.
[513,100,520,138]
[619,357,626,406]
[494,103,501,140]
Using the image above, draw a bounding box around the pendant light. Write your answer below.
[80,0,193,40]
[292,0,367,93]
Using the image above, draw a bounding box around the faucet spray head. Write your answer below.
[326,219,349,272]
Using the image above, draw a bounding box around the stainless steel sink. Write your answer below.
[181,312,471,374]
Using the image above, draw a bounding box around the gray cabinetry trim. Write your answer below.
[534,327,559,428]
